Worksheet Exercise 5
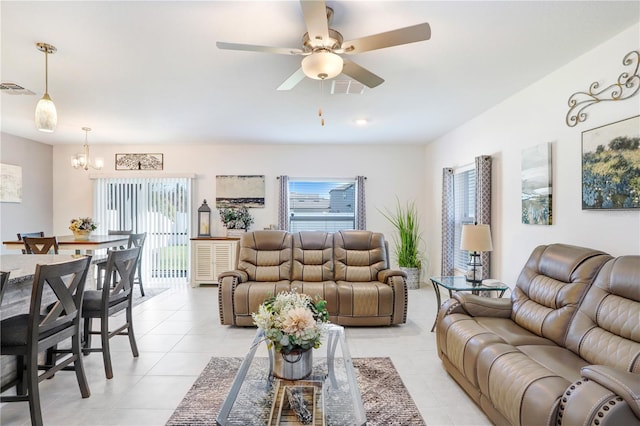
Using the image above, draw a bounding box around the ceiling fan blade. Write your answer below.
[341,59,384,88]
[277,68,307,91]
[300,0,330,47]
[342,23,431,54]
[216,41,303,55]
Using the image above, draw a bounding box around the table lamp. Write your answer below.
[460,223,493,284]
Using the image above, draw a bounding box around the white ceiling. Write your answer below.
[1,1,639,146]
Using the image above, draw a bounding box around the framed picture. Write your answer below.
[0,163,22,203]
[115,153,163,170]
[582,115,640,210]
[521,142,552,225]
[216,175,265,208]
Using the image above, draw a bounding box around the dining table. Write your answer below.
[3,234,129,255]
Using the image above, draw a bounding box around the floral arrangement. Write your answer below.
[219,206,254,230]
[69,217,98,232]
[252,290,329,354]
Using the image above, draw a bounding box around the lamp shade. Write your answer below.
[301,51,343,80]
[460,224,493,252]
[35,93,57,132]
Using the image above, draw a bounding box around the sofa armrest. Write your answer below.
[452,292,512,318]
[218,269,248,282]
[218,273,244,325]
[378,269,407,283]
[582,365,640,419]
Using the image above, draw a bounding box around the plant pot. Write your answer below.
[400,267,420,289]
[226,228,246,238]
[270,347,313,380]
[72,230,92,241]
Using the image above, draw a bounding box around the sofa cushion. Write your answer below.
[336,281,393,317]
[511,244,611,346]
[237,231,292,282]
[233,281,291,317]
[333,230,387,282]
[476,343,573,426]
[290,280,339,321]
[565,256,640,373]
[291,231,333,282]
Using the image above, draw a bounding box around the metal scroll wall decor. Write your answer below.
[566,50,639,127]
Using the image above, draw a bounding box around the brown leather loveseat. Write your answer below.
[436,243,640,426]
[218,230,408,326]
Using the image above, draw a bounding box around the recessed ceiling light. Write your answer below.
[355,119,368,126]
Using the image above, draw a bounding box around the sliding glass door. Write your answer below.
[93,177,191,284]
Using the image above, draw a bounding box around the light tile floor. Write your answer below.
[0,283,492,426]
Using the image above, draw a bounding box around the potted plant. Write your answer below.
[218,206,254,237]
[380,199,424,289]
[69,217,98,241]
[252,290,328,380]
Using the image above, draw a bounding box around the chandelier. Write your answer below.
[71,127,104,171]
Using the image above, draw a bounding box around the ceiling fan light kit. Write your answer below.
[35,42,57,132]
[301,51,343,80]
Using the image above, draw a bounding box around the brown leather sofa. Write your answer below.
[436,243,640,426]
[218,230,408,326]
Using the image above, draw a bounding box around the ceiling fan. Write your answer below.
[216,0,431,91]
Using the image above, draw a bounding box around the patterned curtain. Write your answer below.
[277,175,289,231]
[475,156,492,279]
[441,168,455,276]
[355,176,367,230]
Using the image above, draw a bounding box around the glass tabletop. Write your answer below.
[216,324,366,426]
[430,276,508,291]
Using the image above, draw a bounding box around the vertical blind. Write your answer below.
[453,168,476,271]
[93,177,191,283]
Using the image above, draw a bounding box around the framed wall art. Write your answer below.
[0,163,22,203]
[582,115,639,210]
[521,142,552,225]
[216,175,265,208]
[115,153,163,170]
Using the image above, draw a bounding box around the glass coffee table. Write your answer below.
[430,276,508,332]
[216,324,366,426]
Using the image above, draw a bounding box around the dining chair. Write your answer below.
[16,232,45,254]
[0,271,9,304]
[22,236,59,255]
[82,246,141,379]
[0,257,92,426]
[95,231,146,297]
[95,230,132,288]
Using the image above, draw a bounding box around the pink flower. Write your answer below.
[281,307,315,337]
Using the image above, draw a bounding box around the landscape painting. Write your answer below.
[521,142,552,225]
[582,115,640,210]
[216,175,265,208]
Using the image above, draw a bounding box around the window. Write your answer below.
[93,177,191,283]
[453,168,476,272]
[288,179,356,232]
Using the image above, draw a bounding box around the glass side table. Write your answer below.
[429,276,508,332]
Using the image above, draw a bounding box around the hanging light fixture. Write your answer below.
[71,127,104,171]
[35,42,58,132]
[301,50,343,80]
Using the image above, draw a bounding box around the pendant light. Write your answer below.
[35,42,58,132]
[71,127,104,171]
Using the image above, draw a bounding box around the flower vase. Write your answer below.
[270,346,313,380]
[73,230,92,241]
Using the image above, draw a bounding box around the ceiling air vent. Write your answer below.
[331,80,365,95]
[0,82,35,95]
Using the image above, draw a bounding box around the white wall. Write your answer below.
[52,143,427,267]
[0,133,53,252]
[424,23,640,285]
